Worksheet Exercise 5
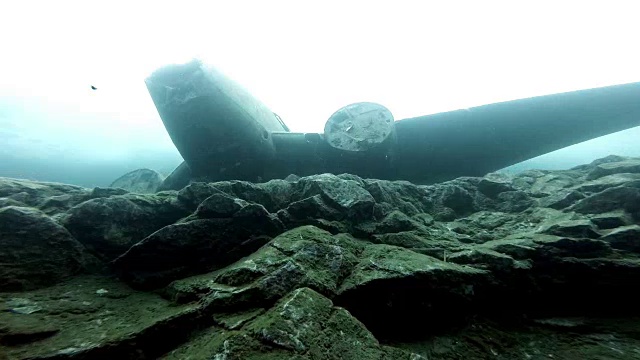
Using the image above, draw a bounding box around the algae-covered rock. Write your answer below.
[109,168,165,194]
[60,193,191,261]
[113,202,284,289]
[537,219,602,238]
[0,276,203,359]
[0,206,93,291]
[585,158,640,180]
[164,226,361,307]
[0,177,91,212]
[570,186,640,217]
[600,225,640,253]
[336,244,489,339]
[164,287,421,360]
[4,154,640,359]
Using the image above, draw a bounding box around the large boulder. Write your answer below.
[60,193,191,261]
[112,197,284,289]
[0,206,94,291]
[164,287,419,359]
[109,168,165,194]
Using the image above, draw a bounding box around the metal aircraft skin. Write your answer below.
[145,60,640,188]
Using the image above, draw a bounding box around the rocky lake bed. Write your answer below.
[2,154,640,359]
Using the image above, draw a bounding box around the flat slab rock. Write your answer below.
[2,276,640,360]
[0,276,200,360]
[0,206,93,291]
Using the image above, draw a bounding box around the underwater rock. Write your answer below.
[421,177,534,220]
[165,226,491,341]
[493,190,535,212]
[600,225,640,253]
[537,219,602,239]
[477,175,515,198]
[356,210,426,235]
[363,179,431,216]
[3,154,640,359]
[243,228,361,299]
[569,186,640,218]
[527,257,640,315]
[0,206,91,291]
[370,230,454,255]
[537,189,586,210]
[297,174,375,219]
[275,174,377,230]
[0,177,88,204]
[60,193,191,261]
[162,226,360,306]
[284,173,300,182]
[335,244,489,338]
[113,200,284,289]
[164,287,419,359]
[0,197,25,208]
[0,276,205,359]
[192,193,249,218]
[529,234,612,259]
[425,179,479,217]
[582,154,632,167]
[447,247,521,273]
[585,158,640,180]
[0,177,92,216]
[574,173,640,194]
[109,168,165,194]
[276,194,346,233]
[588,210,633,229]
[176,180,281,212]
[523,171,582,197]
[177,175,380,234]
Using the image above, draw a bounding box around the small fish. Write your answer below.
[91,85,97,90]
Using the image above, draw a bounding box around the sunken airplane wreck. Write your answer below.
[144,59,640,191]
